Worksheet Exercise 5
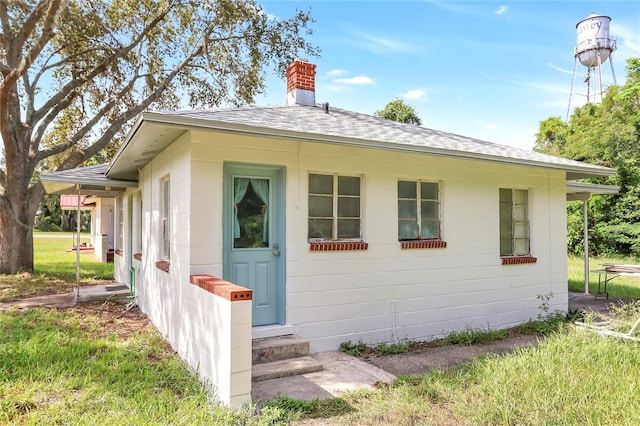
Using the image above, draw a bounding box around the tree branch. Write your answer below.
[57,42,205,170]
[1,0,65,90]
[0,1,11,42]
[31,4,173,125]
[33,73,142,162]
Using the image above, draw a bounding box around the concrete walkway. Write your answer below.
[252,351,397,401]
[1,292,76,309]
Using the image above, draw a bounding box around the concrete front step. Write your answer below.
[252,334,310,364]
[252,356,323,382]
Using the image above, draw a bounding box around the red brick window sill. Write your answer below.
[155,260,170,272]
[115,249,123,256]
[501,256,537,265]
[400,240,447,249]
[133,253,142,261]
[189,274,252,301]
[309,241,368,251]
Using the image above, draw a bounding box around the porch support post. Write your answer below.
[583,199,589,294]
[76,184,82,297]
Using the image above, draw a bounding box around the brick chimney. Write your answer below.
[286,58,316,106]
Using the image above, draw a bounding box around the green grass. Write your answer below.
[307,322,640,425]
[568,254,640,299]
[3,239,640,424]
[339,340,419,358]
[445,325,509,345]
[0,305,299,425]
[3,304,639,425]
[0,233,113,302]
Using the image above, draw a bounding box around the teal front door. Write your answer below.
[223,163,285,326]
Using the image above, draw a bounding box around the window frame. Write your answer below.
[499,188,530,257]
[397,179,441,241]
[134,191,143,256]
[308,173,362,242]
[116,196,124,253]
[161,176,170,260]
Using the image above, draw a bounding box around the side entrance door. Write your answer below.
[223,163,285,326]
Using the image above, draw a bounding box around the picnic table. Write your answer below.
[590,264,640,299]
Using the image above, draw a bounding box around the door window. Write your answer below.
[233,177,270,249]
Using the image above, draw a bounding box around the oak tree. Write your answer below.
[0,0,317,274]
[375,98,422,125]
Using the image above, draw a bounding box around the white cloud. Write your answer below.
[547,63,574,75]
[326,69,349,78]
[333,76,374,85]
[401,89,427,100]
[424,0,485,17]
[611,22,640,51]
[346,29,424,56]
[494,5,507,16]
[624,38,640,53]
[610,21,640,63]
[319,84,353,94]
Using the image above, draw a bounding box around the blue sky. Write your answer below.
[256,1,640,150]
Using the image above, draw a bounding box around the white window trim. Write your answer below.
[500,187,531,257]
[116,196,124,252]
[161,176,170,260]
[398,179,441,241]
[308,173,363,242]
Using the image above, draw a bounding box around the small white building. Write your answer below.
[42,59,616,407]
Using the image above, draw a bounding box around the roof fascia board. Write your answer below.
[566,182,620,194]
[106,113,147,176]
[126,112,616,179]
[41,174,139,188]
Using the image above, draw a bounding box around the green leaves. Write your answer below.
[374,98,422,125]
[536,57,640,257]
[0,0,318,273]
[2,0,319,170]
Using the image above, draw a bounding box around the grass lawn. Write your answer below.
[0,303,282,425]
[0,232,113,302]
[2,303,639,425]
[568,254,640,299]
[1,237,639,424]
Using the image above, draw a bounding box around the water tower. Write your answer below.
[566,13,617,120]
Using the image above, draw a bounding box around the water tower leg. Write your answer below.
[567,57,579,121]
[610,57,617,86]
[597,54,604,102]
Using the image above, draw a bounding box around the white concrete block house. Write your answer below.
[42,59,616,406]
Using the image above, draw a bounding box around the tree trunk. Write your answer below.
[0,204,35,274]
[0,174,44,274]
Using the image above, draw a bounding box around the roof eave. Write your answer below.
[41,173,138,195]
[566,181,620,201]
[108,112,616,180]
[106,113,147,176]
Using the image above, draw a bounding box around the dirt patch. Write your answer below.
[1,293,151,340]
[73,300,151,339]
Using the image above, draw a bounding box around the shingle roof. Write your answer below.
[155,104,611,175]
[41,163,138,195]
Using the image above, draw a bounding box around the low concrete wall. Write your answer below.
[187,275,253,407]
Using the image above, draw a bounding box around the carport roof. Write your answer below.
[566,182,620,201]
[40,164,138,196]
